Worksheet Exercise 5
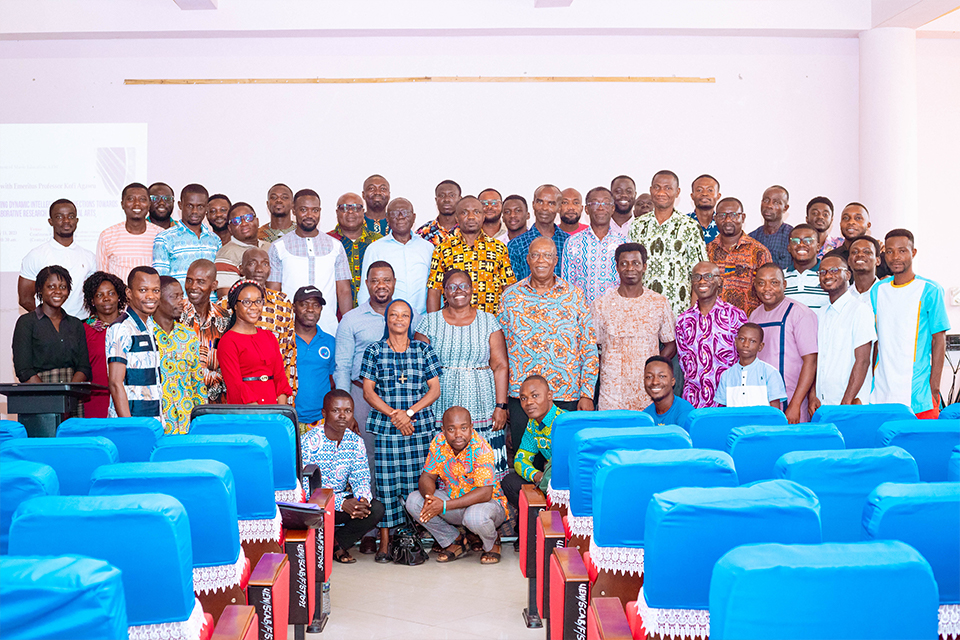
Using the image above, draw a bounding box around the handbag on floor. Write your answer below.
[391,511,429,566]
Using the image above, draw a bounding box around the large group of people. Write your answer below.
[11,171,952,564]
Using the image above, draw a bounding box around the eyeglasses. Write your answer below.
[529,252,557,261]
[229,212,256,226]
[389,209,413,218]
[337,204,364,213]
[714,211,743,220]
[444,282,471,293]
[52,212,78,221]
[691,273,718,282]
[480,200,501,207]
[149,195,174,203]
[586,201,615,209]
[238,298,264,308]
[789,237,818,246]
[820,266,848,276]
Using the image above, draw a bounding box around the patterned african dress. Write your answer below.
[417,310,508,479]
[360,339,443,528]
[154,321,207,434]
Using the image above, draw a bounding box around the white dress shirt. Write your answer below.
[357,233,435,315]
[815,288,876,405]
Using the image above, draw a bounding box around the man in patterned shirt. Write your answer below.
[153,183,221,287]
[181,259,231,403]
[328,192,382,307]
[426,195,515,314]
[561,186,625,307]
[707,197,773,315]
[507,184,570,281]
[153,276,206,434]
[407,405,509,563]
[361,175,391,237]
[805,196,844,259]
[301,389,384,563]
[688,174,721,244]
[628,170,708,318]
[258,183,296,243]
[417,180,460,246]
[748,185,794,270]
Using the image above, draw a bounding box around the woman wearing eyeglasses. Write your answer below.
[214,202,268,298]
[218,279,292,405]
[416,269,510,481]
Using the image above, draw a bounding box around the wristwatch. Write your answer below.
[495,402,508,410]
[405,409,415,418]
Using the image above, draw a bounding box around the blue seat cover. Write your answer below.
[0,420,27,443]
[549,410,654,494]
[8,494,194,627]
[151,434,276,520]
[775,447,919,541]
[58,417,164,463]
[644,479,821,609]
[592,449,739,549]
[810,403,916,449]
[875,419,960,481]
[90,460,240,569]
[950,446,960,482]
[710,541,939,640]
[684,406,787,451]
[0,437,119,495]
[940,403,960,420]
[0,556,128,640]
[726,423,845,484]
[1,461,59,555]
[568,426,691,519]
[190,413,297,490]
[863,482,960,604]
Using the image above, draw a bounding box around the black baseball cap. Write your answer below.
[293,285,326,305]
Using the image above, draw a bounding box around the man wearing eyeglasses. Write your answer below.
[329,192,382,307]
[560,186,625,307]
[784,224,829,310]
[706,196,773,315]
[18,198,95,318]
[153,183,221,287]
[147,182,176,230]
[676,261,748,408]
[361,175,391,236]
[214,202,269,297]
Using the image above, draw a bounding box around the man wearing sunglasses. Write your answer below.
[147,182,175,229]
[214,202,268,296]
[784,224,829,310]
[329,192,382,307]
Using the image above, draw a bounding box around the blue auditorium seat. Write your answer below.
[940,403,960,420]
[58,417,164,462]
[950,446,960,482]
[875,419,960,481]
[810,403,916,449]
[684,406,787,451]
[190,413,299,500]
[1,461,58,554]
[0,437,118,495]
[567,426,691,539]
[0,420,27,443]
[710,541,939,640]
[775,447,919,541]
[8,494,199,633]
[0,556,128,640]
[726,423,845,484]
[548,410,654,507]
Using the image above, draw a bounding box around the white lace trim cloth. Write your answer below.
[128,598,205,640]
[275,478,305,503]
[635,586,709,640]
[546,481,569,508]
[941,603,960,638]
[567,514,593,537]
[193,549,246,595]
[588,537,645,575]
[239,506,282,543]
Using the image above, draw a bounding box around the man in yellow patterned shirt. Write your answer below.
[154,276,206,434]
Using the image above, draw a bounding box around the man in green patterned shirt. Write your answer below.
[328,192,382,307]
[629,170,708,318]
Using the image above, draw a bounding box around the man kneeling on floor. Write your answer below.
[301,389,385,563]
[406,406,509,564]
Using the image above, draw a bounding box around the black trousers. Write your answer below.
[334,498,385,550]
[507,397,579,464]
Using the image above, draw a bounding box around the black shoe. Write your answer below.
[513,540,520,553]
[375,551,392,564]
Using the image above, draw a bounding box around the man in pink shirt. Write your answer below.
[96,182,162,282]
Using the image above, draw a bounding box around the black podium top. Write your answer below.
[0,382,109,400]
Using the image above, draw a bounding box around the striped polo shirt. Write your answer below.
[785,263,830,310]
[96,221,163,282]
[106,310,164,426]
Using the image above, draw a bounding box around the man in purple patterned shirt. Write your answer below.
[676,261,748,408]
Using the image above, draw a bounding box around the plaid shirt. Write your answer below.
[428,229,515,314]
[423,430,508,517]
[329,225,382,306]
[417,218,458,247]
[749,223,794,270]
[359,339,442,435]
[180,302,232,402]
[507,224,571,281]
[152,221,221,285]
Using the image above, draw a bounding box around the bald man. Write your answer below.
[329,192,382,307]
[181,258,231,402]
[559,187,587,235]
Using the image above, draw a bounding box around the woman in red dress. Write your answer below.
[81,271,126,418]
[218,279,292,405]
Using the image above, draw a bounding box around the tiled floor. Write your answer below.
[300,545,541,640]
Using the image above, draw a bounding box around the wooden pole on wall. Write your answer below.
[124,76,715,85]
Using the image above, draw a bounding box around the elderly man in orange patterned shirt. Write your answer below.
[406,406,509,564]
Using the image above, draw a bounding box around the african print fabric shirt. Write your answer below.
[817,235,845,260]
[748,223,794,270]
[428,229,516,313]
[364,216,390,237]
[105,310,163,426]
[154,321,207,434]
[676,298,748,408]
[423,430,508,517]
[416,218,458,247]
[560,225,625,307]
[180,302,232,402]
[258,221,296,244]
[301,425,372,511]
[688,211,719,244]
[706,235,773,315]
[628,210,708,317]
[497,277,599,402]
[514,404,565,482]
[328,225,382,306]
[507,224,571,281]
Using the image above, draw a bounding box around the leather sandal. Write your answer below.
[436,537,465,563]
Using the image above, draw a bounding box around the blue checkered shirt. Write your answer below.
[507,224,570,281]
[152,221,221,285]
[748,223,794,271]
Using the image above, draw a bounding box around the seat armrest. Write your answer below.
[247,553,289,640]
[211,605,258,640]
[520,484,547,578]
[588,597,633,640]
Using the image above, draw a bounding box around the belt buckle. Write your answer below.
[258,375,269,382]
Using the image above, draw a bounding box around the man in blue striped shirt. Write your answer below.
[153,183,221,286]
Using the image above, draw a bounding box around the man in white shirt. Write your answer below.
[845,235,881,304]
[19,198,95,318]
[358,198,435,315]
[810,255,875,414]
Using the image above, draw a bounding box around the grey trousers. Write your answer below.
[405,489,505,552]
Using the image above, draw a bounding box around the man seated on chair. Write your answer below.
[405,406,509,564]
[300,389,384,564]
[642,355,694,426]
